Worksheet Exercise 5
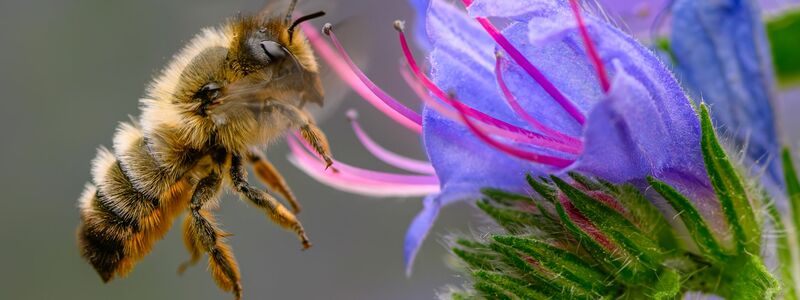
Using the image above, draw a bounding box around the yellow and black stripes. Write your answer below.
[78,123,195,282]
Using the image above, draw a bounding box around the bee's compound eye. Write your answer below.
[197,83,221,101]
[259,41,286,63]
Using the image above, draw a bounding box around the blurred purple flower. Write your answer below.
[291,0,723,273]
[671,0,784,197]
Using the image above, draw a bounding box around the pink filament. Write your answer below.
[301,23,422,133]
[324,25,424,126]
[494,56,582,146]
[404,69,579,155]
[287,138,439,197]
[292,133,439,185]
[568,0,611,92]
[348,110,436,174]
[397,27,581,155]
[287,137,440,197]
[451,97,574,168]
[470,15,586,125]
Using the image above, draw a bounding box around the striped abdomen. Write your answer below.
[78,122,196,282]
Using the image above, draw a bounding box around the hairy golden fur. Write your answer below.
[77,7,331,299]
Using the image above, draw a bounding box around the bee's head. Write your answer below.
[224,10,326,108]
[142,2,327,152]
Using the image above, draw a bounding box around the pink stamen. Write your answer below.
[395,22,580,155]
[291,133,439,185]
[287,138,440,197]
[495,55,582,146]
[347,110,436,175]
[399,63,580,154]
[410,70,581,154]
[462,9,586,125]
[301,23,422,133]
[323,24,423,126]
[287,137,439,190]
[451,96,574,168]
[569,0,611,92]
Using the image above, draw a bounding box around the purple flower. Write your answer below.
[671,0,784,198]
[290,0,721,274]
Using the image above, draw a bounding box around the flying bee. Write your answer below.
[76,1,332,298]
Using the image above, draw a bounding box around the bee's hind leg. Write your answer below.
[186,171,242,299]
[231,154,311,250]
[247,149,302,213]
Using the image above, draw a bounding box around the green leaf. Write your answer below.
[551,177,663,270]
[767,8,800,87]
[493,236,610,295]
[647,176,728,262]
[699,104,760,253]
[651,268,681,300]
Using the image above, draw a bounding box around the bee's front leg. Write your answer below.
[267,102,334,168]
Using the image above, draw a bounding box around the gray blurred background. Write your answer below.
[0,0,480,299]
[1,1,799,300]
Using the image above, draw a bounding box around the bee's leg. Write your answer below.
[231,154,311,249]
[299,121,333,169]
[268,103,334,168]
[186,172,242,299]
[246,149,301,213]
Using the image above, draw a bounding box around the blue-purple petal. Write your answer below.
[403,186,475,275]
[671,0,783,191]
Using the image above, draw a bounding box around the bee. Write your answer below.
[76,1,332,298]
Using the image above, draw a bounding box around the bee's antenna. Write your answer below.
[285,0,298,24]
[287,11,326,43]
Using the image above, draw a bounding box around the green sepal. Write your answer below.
[783,148,800,245]
[472,271,550,300]
[723,254,780,300]
[647,176,728,262]
[477,200,550,234]
[551,193,638,283]
[481,188,534,206]
[552,176,663,273]
[492,236,610,295]
[767,201,797,300]
[780,147,800,300]
[613,184,679,251]
[699,104,760,254]
[453,239,499,271]
[651,268,681,300]
[486,242,565,297]
[527,174,556,204]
